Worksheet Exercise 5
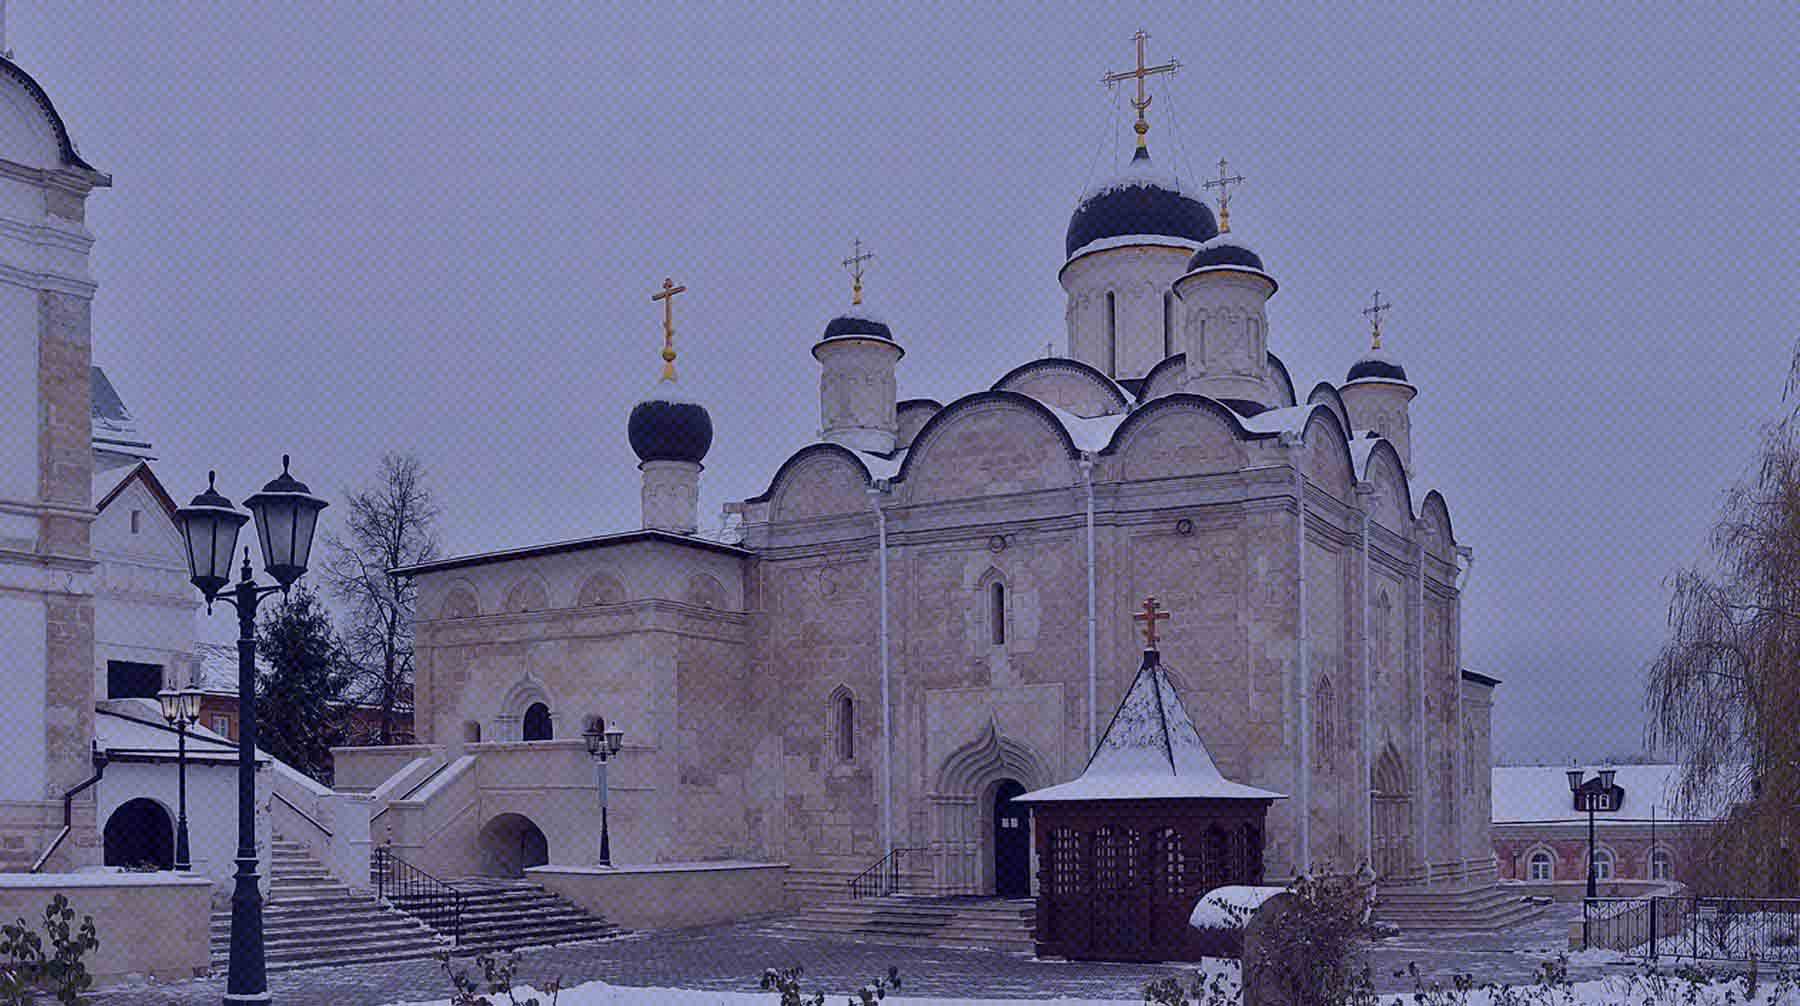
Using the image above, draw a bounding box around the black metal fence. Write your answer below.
[1586,896,1800,964]
[373,844,466,947]
[847,847,923,899]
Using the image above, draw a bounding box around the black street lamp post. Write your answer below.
[1567,767,1618,902]
[157,685,203,871]
[175,458,327,1006]
[583,719,625,867]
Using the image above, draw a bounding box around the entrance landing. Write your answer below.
[763,895,1036,954]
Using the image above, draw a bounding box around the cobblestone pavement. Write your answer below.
[91,904,1636,1006]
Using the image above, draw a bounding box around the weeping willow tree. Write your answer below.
[1647,366,1800,895]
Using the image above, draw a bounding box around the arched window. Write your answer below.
[1105,291,1117,377]
[1313,675,1338,770]
[522,702,552,742]
[1592,848,1615,881]
[989,581,1006,645]
[835,691,855,761]
[1650,848,1673,881]
[462,720,482,744]
[1528,850,1554,881]
[1162,292,1174,358]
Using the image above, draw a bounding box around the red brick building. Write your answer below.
[194,643,412,747]
[1491,764,1722,894]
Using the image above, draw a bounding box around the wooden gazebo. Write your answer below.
[1016,598,1284,962]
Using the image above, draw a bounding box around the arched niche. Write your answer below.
[898,393,1079,504]
[440,580,480,620]
[927,718,1055,897]
[1108,395,1252,481]
[103,798,173,870]
[577,572,626,607]
[503,576,550,614]
[685,573,728,610]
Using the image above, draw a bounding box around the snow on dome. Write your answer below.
[1080,147,1189,200]
[1017,651,1285,804]
[1066,148,1218,259]
[1189,885,1288,930]
[1065,232,1204,262]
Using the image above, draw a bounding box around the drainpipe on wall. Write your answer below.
[1285,435,1311,875]
[1081,455,1098,752]
[1416,538,1431,887]
[1454,544,1475,878]
[868,483,893,864]
[1357,487,1375,862]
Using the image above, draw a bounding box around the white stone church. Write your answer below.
[339,49,1497,906]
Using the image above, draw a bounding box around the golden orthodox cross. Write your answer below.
[842,238,874,306]
[1134,595,1170,649]
[1204,158,1246,233]
[651,277,687,380]
[1362,290,1393,352]
[1102,30,1180,149]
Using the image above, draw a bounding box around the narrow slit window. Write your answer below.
[990,582,1006,645]
[1105,292,1117,377]
[1163,292,1173,358]
[836,693,854,761]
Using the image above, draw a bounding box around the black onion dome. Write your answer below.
[821,310,894,343]
[1187,240,1265,272]
[628,386,713,465]
[1346,356,1410,383]
[1065,148,1218,258]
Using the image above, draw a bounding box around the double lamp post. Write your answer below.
[156,685,203,872]
[174,456,328,1006]
[583,719,624,867]
[1567,766,1617,901]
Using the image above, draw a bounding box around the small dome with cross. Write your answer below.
[628,278,714,466]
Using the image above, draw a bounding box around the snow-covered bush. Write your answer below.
[435,950,560,1006]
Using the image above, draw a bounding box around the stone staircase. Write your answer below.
[1373,883,1548,934]
[208,836,445,973]
[765,896,1036,953]
[392,878,623,954]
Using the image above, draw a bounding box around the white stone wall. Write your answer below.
[1172,268,1276,406]
[1059,244,1190,379]
[0,61,107,869]
[91,474,198,697]
[814,336,901,454]
[94,757,271,903]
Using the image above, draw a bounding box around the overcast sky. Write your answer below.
[16,3,1794,763]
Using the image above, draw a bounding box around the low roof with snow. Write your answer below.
[1491,764,1734,825]
[1017,649,1284,804]
[95,698,262,764]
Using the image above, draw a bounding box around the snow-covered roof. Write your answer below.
[95,698,258,763]
[1491,764,1734,825]
[856,447,905,482]
[1080,153,1189,200]
[1239,403,1318,438]
[90,366,153,459]
[1043,405,1129,453]
[1065,232,1203,262]
[193,642,271,696]
[1017,650,1285,804]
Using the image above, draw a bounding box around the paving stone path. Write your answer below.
[91,903,1640,1005]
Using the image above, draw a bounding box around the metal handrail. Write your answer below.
[847,847,924,899]
[372,844,465,947]
[271,790,334,838]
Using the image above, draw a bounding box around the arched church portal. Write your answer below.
[479,813,550,878]
[1371,743,1412,882]
[928,720,1051,896]
[104,798,174,870]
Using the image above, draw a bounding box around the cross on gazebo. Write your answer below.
[651,277,687,380]
[1203,158,1246,233]
[1102,30,1180,150]
[842,238,874,306]
[1362,290,1392,351]
[1134,596,1171,650]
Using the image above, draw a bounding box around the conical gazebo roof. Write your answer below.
[1016,648,1284,804]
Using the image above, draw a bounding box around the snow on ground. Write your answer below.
[1188,885,1286,930]
[386,969,1800,1006]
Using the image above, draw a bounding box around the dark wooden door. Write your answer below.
[994,779,1030,897]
